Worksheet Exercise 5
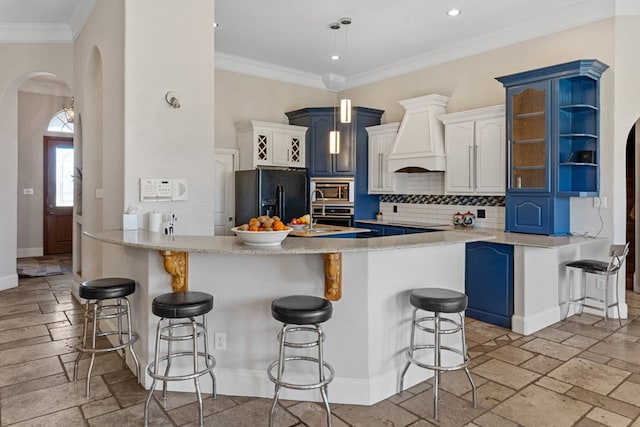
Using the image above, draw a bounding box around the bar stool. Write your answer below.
[73,277,141,398]
[565,243,630,327]
[267,295,335,427]
[399,288,477,420]
[144,291,216,427]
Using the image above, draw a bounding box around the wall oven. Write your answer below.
[311,205,354,228]
[310,177,354,205]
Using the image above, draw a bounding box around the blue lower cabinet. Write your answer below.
[465,242,514,328]
[384,226,406,236]
[506,195,569,236]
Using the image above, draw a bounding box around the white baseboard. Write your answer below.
[512,306,562,335]
[17,247,43,258]
[0,273,18,291]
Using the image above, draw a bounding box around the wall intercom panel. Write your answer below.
[140,178,187,202]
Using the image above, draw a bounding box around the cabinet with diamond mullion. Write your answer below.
[236,121,307,170]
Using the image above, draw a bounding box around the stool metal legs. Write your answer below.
[73,297,140,398]
[268,324,334,427]
[399,308,477,420]
[144,315,216,427]
[565,268,623,328]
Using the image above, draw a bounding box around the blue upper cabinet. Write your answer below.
[496,59,609,235]
[286,106,384,220]
[286,107,383,178]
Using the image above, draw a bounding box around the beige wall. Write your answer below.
[214,70,336,149]
[122,0,215,236]
[73,0,125,278]
[0,44,73,289]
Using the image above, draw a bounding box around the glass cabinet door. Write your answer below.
[508,81,550,191]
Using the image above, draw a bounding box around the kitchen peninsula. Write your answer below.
[85,228,607,405]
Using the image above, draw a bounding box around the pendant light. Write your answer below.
[62,97,75,123]
[329,22,341,154]
[339,17,352,123]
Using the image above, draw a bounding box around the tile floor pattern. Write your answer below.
[1,271,640,426]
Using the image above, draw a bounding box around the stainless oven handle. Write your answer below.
[313,215,353,219]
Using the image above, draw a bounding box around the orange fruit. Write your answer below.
[248,225,259,231]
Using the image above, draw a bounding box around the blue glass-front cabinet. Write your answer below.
[496,59,609,235]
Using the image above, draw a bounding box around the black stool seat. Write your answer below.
[271,295,332,325]
[410,288,467,313]
[152,291,213,318]
[79,278,136,300]
[566,259,609,274]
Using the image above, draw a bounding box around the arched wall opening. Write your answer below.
[16,74,74,259]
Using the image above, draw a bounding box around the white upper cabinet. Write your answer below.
[366,122,406,194]
[439,106,505,195]
[236,121,307,170]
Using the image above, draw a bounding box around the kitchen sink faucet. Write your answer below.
[309,189,325,230]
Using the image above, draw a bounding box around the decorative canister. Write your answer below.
[453,212,464,226]
[462,211,476,227]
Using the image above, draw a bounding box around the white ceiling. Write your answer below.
[0,0,634,90]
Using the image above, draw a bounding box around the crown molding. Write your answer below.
[0,23,72,43]
[216,0,621,91]
[215,52,328,90]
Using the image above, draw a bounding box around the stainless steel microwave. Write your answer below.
[310,177,355,205]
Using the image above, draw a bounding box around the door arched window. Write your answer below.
[47,109,74,133]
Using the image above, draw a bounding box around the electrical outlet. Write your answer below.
[214,332,227,351]
[593,197,607,208]
[23,188,34,195]
[393,205,398,213]
[477,209,486,218]
[95,188,103,199]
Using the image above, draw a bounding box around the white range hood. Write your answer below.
[387,94,449,173]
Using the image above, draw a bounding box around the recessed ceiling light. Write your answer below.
[331,55,341,61]
[446,9,461,16]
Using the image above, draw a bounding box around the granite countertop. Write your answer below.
[288,224,371,238]
[84,229,491,255]
[355,219,453,231]
[354,219,604,248]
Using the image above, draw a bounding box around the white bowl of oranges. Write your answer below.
[232,215,292,246]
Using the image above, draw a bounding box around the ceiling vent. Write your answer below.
[388,94,449,173]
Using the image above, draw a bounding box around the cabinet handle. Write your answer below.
[378,153,383,188]
[468,146,472,188]
[473,144,478,190]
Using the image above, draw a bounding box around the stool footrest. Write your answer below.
[147,352,216,382]
[406,344,470,372]
[267,356,334,390]
[76,331,138,354]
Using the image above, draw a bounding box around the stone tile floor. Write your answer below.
[1,269,640,426]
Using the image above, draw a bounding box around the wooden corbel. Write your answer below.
[159,251,189,292]
[323,252,342,301]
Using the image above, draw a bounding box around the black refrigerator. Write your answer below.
[235,167,308,225]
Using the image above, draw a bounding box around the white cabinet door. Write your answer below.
[440,105,505,195]
[367,123,400,194]
[475,117,505,194]
[444,121,474,194]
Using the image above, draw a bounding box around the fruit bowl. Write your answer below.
[287,223,308,230]
[231,227,292,246]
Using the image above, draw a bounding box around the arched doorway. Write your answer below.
[16,75,74,258]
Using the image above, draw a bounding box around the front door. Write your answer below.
[44,136,73,254]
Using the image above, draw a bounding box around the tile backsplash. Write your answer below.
[372,172,505,229]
